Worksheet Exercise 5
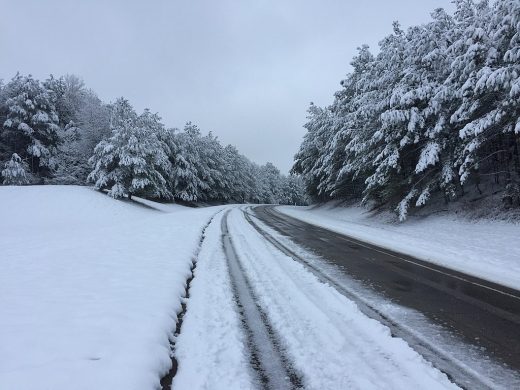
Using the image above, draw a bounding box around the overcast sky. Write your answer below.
[1,0,454,172]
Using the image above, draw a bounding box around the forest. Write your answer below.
[292,0,520,219]
[0,74,306,205]
[2,0,519,217]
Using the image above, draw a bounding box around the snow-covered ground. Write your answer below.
[2,187,507,389]
[172,210,253,390]
[278,203,520,289]
[0,186,222,390]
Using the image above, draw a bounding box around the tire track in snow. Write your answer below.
[160,209,223,390]
[221,210,304,390]
[243,208,496,390]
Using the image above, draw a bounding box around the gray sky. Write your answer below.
[1,0,454,172]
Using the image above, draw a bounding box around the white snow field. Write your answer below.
[278,203,520,289]
[0,185,222,390]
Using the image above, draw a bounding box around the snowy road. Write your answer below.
[221,210,303,389]
[251,205,520,389]
[172,207,464,389]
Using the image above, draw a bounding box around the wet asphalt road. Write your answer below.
[253,205,520,375]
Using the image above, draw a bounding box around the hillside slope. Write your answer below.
[0,186,222,390]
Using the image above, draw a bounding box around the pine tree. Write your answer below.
[455,0,520,203]
[387,10,456,218]
[293,0,520,219]
[0,79,8,162]
[257,163,282,203]
[280,175,307,205]
[133,109,173,199]
[44,75,92,184]
[88,99,172,199]
[357,22,409,209]
[222,145,256,203]
[292,103,336,201]
[2,74,60,178]
[170,123,209,201]
[199,132,227,201]
[330,45,375,200]
[2,153,29,185]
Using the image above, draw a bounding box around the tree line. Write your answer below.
[292,0,520,219]
[0,74,306,205]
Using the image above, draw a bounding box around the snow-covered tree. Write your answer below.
[454,0,520,201]
[44,75,111,184]
[280,175,307,205]
[292,103,336,201]
[2,153,29,185]
[88,99,172,199]
[0,79,9,162]
[44,75,86,127]
[293,0,520,219]
[358,22,409,208]
[0,73,293,205]
[170,123,209,202]
[198,132,227,201]
[221,145,256,203]
[1,74,60,178]
[258,162,283,203]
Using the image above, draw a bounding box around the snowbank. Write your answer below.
[0,186,221,390]
[278,203,520,290]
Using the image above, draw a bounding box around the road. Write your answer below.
[221,210,303,389]
[168,205,520,389]
[208,207,461,390]
[251,205,520,388]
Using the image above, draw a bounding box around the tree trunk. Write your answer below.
[513,134,520,178]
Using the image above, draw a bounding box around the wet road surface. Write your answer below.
[253,205,520,375]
